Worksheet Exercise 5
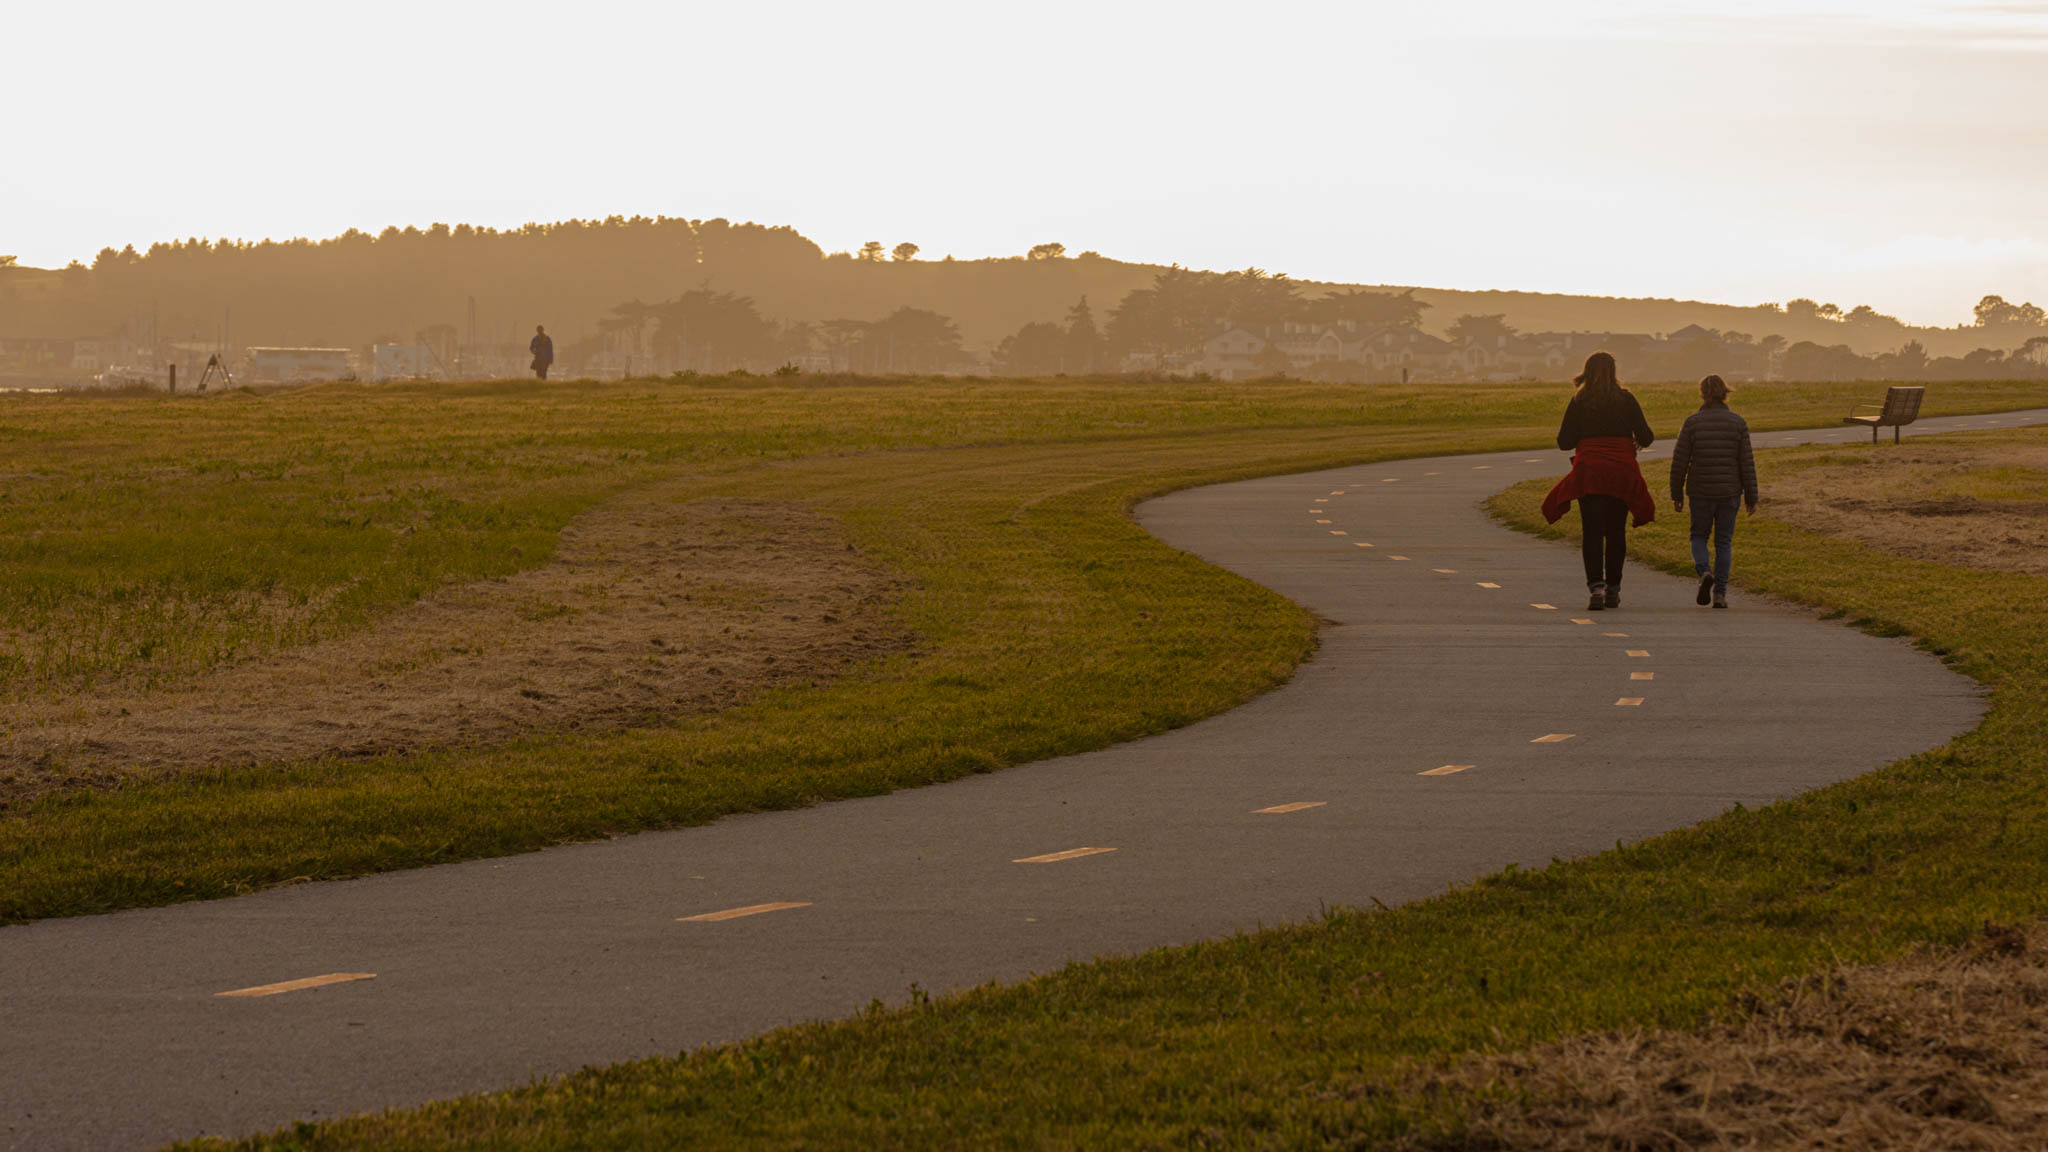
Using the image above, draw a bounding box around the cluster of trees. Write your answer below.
[808,307,963,373]
[851,240,1073,264]
[1973,294,2048,328]
[590,290,963,374]
[1778,335,2048,382]
[1765,293,2047,333]
[587,265,1446,377]
[1102,267,1428,358]
[993,298,1103,374]
[984,267,1432,372]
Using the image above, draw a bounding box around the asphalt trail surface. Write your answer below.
[5,410,2043,1150]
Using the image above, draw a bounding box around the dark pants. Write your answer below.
[1578,494,1627,590]
[535,363,550,380]
[1690,495,1741,594]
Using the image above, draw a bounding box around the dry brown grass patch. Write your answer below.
[0,490,909,813]
[1406,923,2048,1150]
[1767,433,2048,576]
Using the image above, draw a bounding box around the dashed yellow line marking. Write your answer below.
[217,973,377,998]
[1255,801,1327,814]
[1473,465,1492,470]
[1632,671,1654,680]
[1419,764,1474,776]
[1353,542,1374,548]
[1627,650,1650,658]
[1315,519,1332,524]
[1315,498,1329,503]
[1432,568,1458,574]
[1014,846,1117,864]
[1330,490,1345,495]
[1389,555,1410,560]
[1330,530,1348,535]
[1524,458,1543,463]
[1381,477,1400,483]
[1531,733,1575,743]
[1531,603,1558,610]
[1425,471,1442,476]
[1476,582,1500,588]
[679,901,812,923]
[1617,698,1644,706]
[1603,632,1628,638]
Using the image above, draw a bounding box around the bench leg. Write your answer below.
[1895,424,1901,445]
[1872,426,1878,444]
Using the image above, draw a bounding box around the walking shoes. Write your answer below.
[1697,572,1714,606]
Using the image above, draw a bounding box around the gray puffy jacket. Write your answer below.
[1670,403,1757,503]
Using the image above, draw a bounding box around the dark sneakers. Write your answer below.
[1713,590,1728,609]
[1603,587,1620,609]
[1697,573,1714,606]
[1588,589,1605,611]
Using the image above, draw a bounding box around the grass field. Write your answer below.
[170,418,2048,1150]
[4,377,2046,934]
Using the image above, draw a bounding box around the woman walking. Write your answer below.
[1541,351,1656,611]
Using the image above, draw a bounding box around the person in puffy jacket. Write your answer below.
[1669,374,1758,609]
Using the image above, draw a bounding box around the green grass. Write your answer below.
[5,378,2047,931]
[181,422,2048,1151]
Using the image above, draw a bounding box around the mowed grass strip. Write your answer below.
[184,425,2048,1151]
[3,379,2046,928]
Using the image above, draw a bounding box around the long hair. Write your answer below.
[1573,351,1626,415]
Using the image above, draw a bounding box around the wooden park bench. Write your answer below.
[1844,385,1924,443]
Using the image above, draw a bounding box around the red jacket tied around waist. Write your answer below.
[1542,436,1656,527]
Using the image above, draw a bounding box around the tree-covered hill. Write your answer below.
[0,218,2039,361]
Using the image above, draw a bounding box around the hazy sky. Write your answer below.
[7,1,2045,326]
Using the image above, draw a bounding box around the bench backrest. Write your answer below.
[1882,386,1925,424]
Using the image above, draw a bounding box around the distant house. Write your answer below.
[1202,326,1269,378]
[1352,326,1457,379]
[1455,333,1554,379]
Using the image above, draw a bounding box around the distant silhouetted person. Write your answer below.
[529,325,554,380]
[1541,351,1655,611]
[1670,374,1758,609]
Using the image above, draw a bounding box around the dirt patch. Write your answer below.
[0,491,910,813]
[1402,922,2048,1150]
[1765,436,2048,575]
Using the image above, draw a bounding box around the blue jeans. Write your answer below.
[1689,495,1741,594]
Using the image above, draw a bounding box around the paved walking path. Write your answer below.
[5,410,2044,1150]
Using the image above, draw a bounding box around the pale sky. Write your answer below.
[6,1,2045,326]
